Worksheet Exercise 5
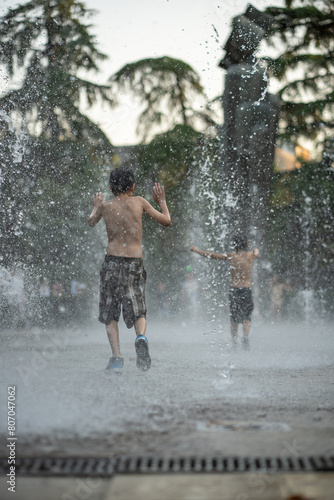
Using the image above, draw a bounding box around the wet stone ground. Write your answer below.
[0,318,333,458]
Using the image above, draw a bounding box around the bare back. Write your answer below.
[102,196,144,258]
[88,186,171,258]
[229,251,256,288]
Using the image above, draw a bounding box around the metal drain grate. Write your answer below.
[0,457,115,477]
[1,456,333,477]
[114,456,334,474]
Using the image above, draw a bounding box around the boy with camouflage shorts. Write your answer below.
[88,167,171,372]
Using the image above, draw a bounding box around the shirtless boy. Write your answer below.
[88,167,171,372]
[191,235,259,350]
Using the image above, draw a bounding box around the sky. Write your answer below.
[1,0,284,145]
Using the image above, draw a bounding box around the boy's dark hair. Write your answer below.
[109,167,135,195]
[232,234,248,252]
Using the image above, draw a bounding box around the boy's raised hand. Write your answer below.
[88,192,104,227]
[93,192,104,209]
[153,183,166,206]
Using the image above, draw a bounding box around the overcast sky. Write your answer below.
[1,0,284,145]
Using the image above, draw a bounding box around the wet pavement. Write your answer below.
[0,318,333,498]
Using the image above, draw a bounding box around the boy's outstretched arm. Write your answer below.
[88,192,104,227]
[142,183,171,227]
[191,246,230,260]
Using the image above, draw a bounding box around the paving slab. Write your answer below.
[1,473,334,500]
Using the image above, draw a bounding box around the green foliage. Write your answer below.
[265,0,334,314]
[0,0,114,142]
[110,56,217,142]
[138,124,203,187]
[264,0,334,145]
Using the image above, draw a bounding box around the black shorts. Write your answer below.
[229,287,254,324]
[99,255,147,328]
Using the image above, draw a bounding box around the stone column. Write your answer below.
[218,4,280,248]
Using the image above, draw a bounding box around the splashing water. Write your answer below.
[299,193,315,323]
[0,110,28,164]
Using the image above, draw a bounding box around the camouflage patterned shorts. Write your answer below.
[98,255,147,328]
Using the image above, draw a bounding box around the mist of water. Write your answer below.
[0,316,333,458]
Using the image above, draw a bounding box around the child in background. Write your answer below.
[191,235,259,350]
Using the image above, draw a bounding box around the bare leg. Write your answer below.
[243,320,251,336]
[134,317,147,337]
[106,321,122,358]
[242,320,250,351]
[230,323,238,346]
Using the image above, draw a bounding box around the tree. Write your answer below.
[0,0,113,146]
[260,0,334,318]
[110,56,217,142]
[264,0,334,146]
[0,0,114,285]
